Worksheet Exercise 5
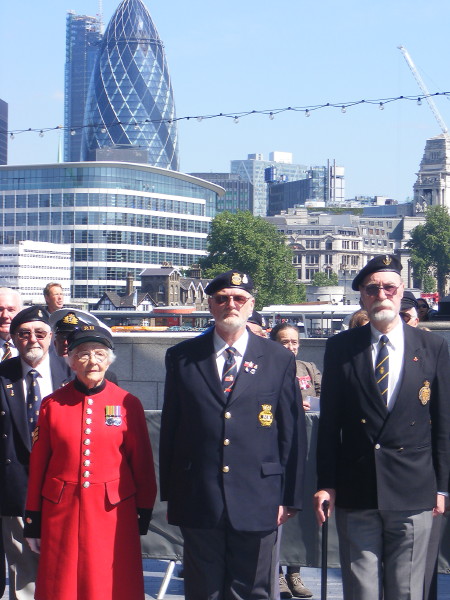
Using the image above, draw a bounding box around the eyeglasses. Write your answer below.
[212,294,252,307]
[16,329,49,340]
[362,284,399,297]
[75,350,109,363]
[400,312,413,323]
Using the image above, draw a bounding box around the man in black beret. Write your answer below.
[0,306,71,600]
[160,270,306,600]
[314,255,450,600]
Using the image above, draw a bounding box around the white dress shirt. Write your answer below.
[370,319,404,411]
[20,354,53,401]
[213,329,249,380]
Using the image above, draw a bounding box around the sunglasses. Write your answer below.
[16,329,49,340]
[212,294,252,307]
[362,284,399,297]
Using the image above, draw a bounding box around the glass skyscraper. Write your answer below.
[0,162,220,303]
[0,99,8,165]
[81,0,179,170]
[64,12,102,162]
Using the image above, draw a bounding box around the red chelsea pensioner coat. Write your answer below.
[24,379,157,600]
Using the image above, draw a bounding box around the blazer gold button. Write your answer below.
[83,481,90,488]
[224,412,231,419]
[223,466,230,473]
[5,459,11,464]
[224,439,230,446]
[375,443,381,450]
[361,419,366,424]
[0,411,5,416]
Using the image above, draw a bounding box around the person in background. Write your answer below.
[270,322,318,599]
[416,298,433,322]
[0,306,70,600]
[42,283,64,314]
[0,288,23,361]
[247,310,267,337]
[348,309,369,329]
[24,325,156,600]
[399,292,419,328]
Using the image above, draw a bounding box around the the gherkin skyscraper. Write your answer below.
[81,0,179,170]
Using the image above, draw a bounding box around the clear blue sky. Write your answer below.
[1,0,450,201]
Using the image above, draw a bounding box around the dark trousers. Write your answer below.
[181,515,277,600]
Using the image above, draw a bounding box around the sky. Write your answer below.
[1,0,450,201]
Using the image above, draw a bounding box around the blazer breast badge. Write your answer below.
[419,381,431,406]
[258,404,273,427]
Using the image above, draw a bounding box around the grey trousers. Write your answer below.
[336,507,433,600]
[2,516,39,600]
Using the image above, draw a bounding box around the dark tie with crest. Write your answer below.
[222,347,237,397]
[2,342,11,361]
[375,335,389,404]
[27,370,42,435]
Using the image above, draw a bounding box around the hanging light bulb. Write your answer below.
[379,102,384,110]
[70,129,76,136]
[133,122,140,130]
[341,106,347,114]
[233,116,239,124]
[417,97,422,106]
[196,116,203,122]
[39,130,44,138]
[101,126,107,133]
[9,133,14,140]
[305,109,310,117]
[269,112,275,120]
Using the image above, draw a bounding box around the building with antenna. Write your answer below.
[81,0,179,169]
[0,99,7,165]
[64,12,102,162]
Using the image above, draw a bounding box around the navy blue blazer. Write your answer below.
[160,329,307,532]
[0,354,70,515]
[317,323,450,511]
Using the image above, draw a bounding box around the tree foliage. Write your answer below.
[312,271,339,286]
[200,211,305,309]
[407,206,450,297]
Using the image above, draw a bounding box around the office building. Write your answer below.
[64,12,102,162]
[0,99,7,165]
[0,162,222,304]
[189,173,253,213]
[413,133,450,212]
[81,0,179,170]
[231,152,308,217]
[0,241,71,304]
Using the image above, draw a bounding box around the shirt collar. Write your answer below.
[370,318,404,350]
[20,353,50,378]
[213,328,249,358]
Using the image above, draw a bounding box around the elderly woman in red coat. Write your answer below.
[24,325,157,600]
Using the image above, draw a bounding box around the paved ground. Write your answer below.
[5,559,450,598]
[143,560,450,599]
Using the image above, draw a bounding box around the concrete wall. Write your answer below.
[113,325,450,410]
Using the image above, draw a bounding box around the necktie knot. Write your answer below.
[380,335,389,347]
[2,342,11,362]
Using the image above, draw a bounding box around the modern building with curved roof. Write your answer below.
[0,162,223,304]
[81,0,179,170]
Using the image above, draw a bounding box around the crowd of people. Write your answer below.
[0,260,446,600]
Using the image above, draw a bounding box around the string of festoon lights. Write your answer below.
[7,91,450,139]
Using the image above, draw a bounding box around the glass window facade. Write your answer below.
[81,0,179,170]
[0,162,221,303]
[0,99,7,166]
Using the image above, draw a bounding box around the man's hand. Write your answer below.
[434,493,446,516]
[25,538,41,554]
[313,489,336,526]
[277,506,297,526]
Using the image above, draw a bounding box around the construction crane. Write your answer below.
[398,44,448,135]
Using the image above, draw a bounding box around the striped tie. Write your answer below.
[222,347,237,397]
[27,370,42,435]
[1,342,11,361]
[375,335,389,404]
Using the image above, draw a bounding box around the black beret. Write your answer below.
[10,306,50,335]
[400,291,419,311]
[247,310,263,327]
[67,325,114,351]
[352,255,402,291]
[205,270,254,295]
[49,309,100,334]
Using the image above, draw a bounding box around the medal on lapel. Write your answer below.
[419,381,431,406]
[105,405,122,426]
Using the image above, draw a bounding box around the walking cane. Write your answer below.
[321,500,330,600]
